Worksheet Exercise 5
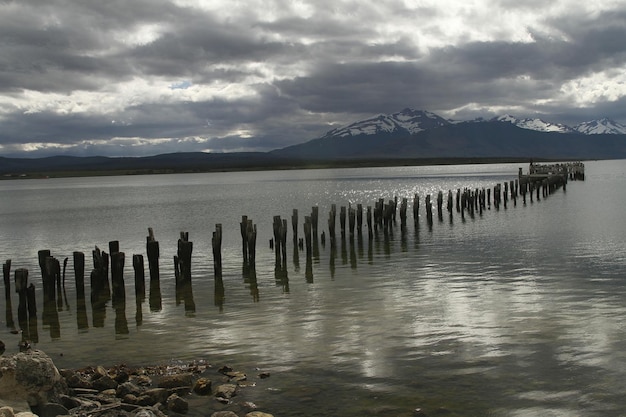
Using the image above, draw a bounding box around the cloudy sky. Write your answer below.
[1,0,625,157]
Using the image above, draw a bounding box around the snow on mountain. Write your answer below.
[320,108,626,139]
[322,108,450,138]
[574,118,626,135]
[492,115,575,133]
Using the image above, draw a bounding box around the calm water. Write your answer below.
[1,160,625,416]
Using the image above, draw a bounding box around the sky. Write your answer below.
[1,0,626,157]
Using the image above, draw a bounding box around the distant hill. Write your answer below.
[0,152,294,177]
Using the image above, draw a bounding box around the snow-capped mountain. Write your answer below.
[322,108,450,138]
[319,108,626,139]
[492,115,575,133]
[574,118,626,135]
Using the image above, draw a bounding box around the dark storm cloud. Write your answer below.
[278,7,626,120]
[1,0,626,156]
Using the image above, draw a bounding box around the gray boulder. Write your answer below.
[0,350,68,412]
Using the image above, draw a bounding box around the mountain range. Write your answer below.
[271,108,626,161]
[317,108,626,138]
[2,108,626,176]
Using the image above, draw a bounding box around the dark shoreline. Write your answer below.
[0,156,559,180]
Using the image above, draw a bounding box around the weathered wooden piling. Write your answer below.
[328,204,337,241]
[339,206,347,238]
[366,206,373,239]
[26,283,37,323]
[37,250,52,301]
[90,247,110,323]
[291,210,298,244]
[73,252,88,330]
[111,250,126,305]
[272,216,284,265]
[493,184,501,210]
[175,232,193,287]
[437,191,444,221]
[3,260,14,329]
[413,193,420,221]
[348,204,356,237]
[425,194,433,225]
[42,256,62,309]
[304,216,313,258]
[246,219,257,266]
[356,204,363,235]
[400,197,408,229]
[146,229,161,312]
[175,232,195,314]
[393,196,398,223]
[146,227,160,285]
[26,282,39,343]
[132,254,145,300]
[212,224,223,278]
[241,215,250,263]
[281,218,288,264]
[15,268,28,330]
[311,206,319,236]
[109,240,119,256]
[382,200,394,234]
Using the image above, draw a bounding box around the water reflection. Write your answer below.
[1,162,624,417]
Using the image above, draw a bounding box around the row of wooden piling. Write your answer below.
[2,163,581,340]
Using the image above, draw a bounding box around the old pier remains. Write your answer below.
[1,161,585,338]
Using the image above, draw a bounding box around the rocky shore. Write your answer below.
[0,349,275,417]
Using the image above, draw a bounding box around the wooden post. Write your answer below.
[356,203,363,235]
[366,206,373,239]
[425,194,433,225]
[311,206,319,236]
[291,210,298,244]
[241,215,249,264]
[400,197,408,229]
[244,219,257,266]
[73,251,85,300]
[132,254,145,300]
[176,233,195,314]
[348,204,356,237]
[304,216,312,259]
[437,191,444,221]
[413,193,420,221]
[393,196,398,223]
[38,250,53,302]
[328,204,336,241]
[212,224,223,278]
[26,283,37,325]
[213,223,224,311]
[42,256,61,306]
[340,206,346,238]
[15,268,28,330]
[176,232,193,286]
[383,200,393,234]
[26,282,40,344]
[111,250,126,306]
[146,227,160,285]
[281,218,288,266]
[3,260,14,329]
[72,252,89,330]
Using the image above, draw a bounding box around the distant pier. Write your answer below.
[517,161,585,201]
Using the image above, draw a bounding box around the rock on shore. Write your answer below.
[0,349,275,417]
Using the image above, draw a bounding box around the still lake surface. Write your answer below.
[1,160,625,416]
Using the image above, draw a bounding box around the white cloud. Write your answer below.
[1,0,625,156]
